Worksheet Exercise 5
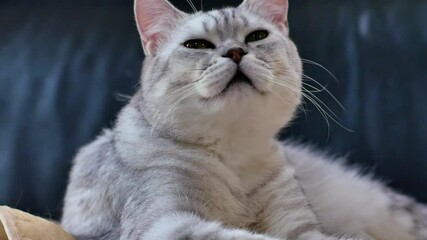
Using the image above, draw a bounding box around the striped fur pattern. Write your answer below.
[61,0,427,239]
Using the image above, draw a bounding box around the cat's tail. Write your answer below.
[414,203,427,239]
[363,187,427,240]
[389,190,427,240]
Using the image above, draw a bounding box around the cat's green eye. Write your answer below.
[183,39,216,49]
[245,30,269,43]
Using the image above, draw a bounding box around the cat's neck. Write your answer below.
[207,133,285,191]
[114,103,285,188]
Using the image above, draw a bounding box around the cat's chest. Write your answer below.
[202,171,263,229]
[202,150,284,228]
[211,145,285,193]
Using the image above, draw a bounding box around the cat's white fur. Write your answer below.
[286,144,427,239]
[61,0,427,239]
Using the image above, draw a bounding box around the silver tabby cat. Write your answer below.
[61,0,427,239]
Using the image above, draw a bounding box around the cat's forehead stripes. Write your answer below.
[192,8,251,41]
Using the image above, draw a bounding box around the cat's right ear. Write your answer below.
[239,0,289,34]
[134,0,187,56]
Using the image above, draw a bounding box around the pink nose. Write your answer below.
[223,48,247,64]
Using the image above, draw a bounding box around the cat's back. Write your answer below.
[283,143,400,236]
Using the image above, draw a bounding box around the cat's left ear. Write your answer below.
[239,0,289,34]
[134,0,187,56]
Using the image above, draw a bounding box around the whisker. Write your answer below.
[263,69,353,133]
[149,84,196,138]
[302,88,340,120]
[114,92,133,102]
[256,56,353,138]
[298,98,311,120]
[302,81,328,93]
[302,74,345,110]
[132,78,142,89]
[265,58,339,85]
[303,91,354,132]
[301,58,338,83]
[265,59,286,63]
[302,92,332,141]
[185,0,198,12]
[264,78,308,118]
[160,87,197,135]
[267,79,301,98]
[272,68,346,118]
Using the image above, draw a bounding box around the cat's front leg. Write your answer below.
[117,161,281,240]
[254,164,361,240]
[127,211,280,240]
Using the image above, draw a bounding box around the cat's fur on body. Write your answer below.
[61,0,427,239]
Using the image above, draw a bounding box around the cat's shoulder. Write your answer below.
[69,129,118,183]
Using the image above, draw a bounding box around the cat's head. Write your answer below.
[133,0,302,143]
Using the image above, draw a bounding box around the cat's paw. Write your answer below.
[325,236,365,240]
[291,231,363,240]
[220,229,280,240]
[310,233,365,240]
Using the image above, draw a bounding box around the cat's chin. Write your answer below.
[210,82,260,101]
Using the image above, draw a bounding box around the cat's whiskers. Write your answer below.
[150,86,194,137]
[300,77,353,134]
[301,58,338,83]
[274,67,344,109]
[263,77,308,116]
[264,73,348,138]
[268,67,351,133]
[302,90,354,133]
[114,93,133,103]
[302,87,341,120]
[300,83,353,132]
[199,0,204,11]
[259,63,310,116]
[267,58,339,83]
[265,59,286,64]
[302,81,328,93]
[162,86,197,130]
[298,97,311,120]
[265,58,340,98]
[302,92,333,140]
[265,76,301,97]
[267,84,296,107]
[149,84,197,138]
[185,0,198,13]
[302,74,345,110]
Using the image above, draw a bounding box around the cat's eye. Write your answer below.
[183,39,216,49]
[245,30,269,43]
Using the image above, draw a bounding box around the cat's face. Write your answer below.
[134,0,302,142]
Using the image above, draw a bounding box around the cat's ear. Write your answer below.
[134,0,187,56]
[239,0,289,33]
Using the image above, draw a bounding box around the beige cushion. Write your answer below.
[0,206,75,240]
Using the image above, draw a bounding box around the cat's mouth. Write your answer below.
[221,70,255,94]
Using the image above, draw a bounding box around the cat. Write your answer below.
[60,0,427,239]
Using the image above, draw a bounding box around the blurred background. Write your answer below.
[0,0,426,219]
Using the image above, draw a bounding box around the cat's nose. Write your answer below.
[223,48,247,64]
